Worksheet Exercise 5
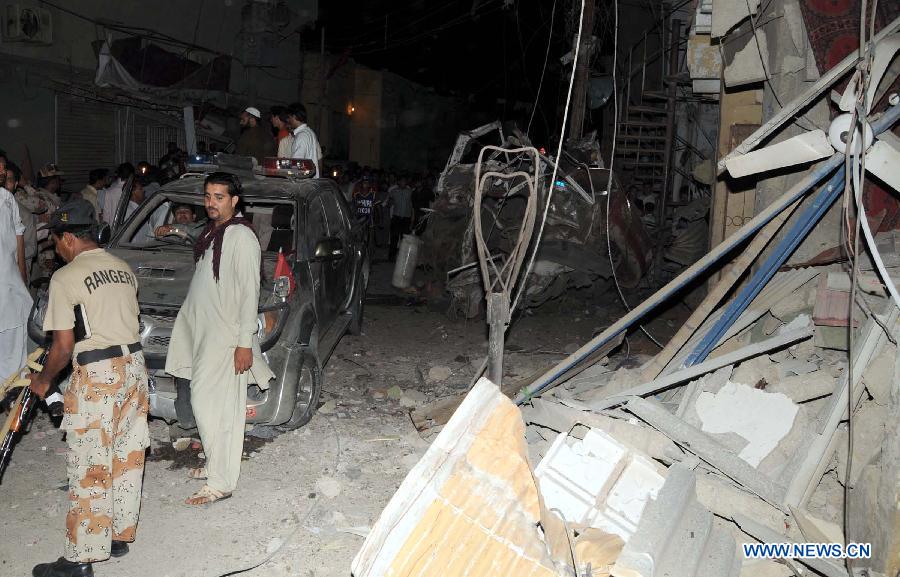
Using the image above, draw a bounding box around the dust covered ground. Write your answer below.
[0,263,683,577]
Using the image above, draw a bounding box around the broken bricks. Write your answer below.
[358,248,898,576]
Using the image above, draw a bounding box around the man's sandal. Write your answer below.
[185,485,231,506]
[187,467,207,480]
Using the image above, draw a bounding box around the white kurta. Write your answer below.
[166,224,274,492]
[0,186,32,380]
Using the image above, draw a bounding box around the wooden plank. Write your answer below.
[709,88,762,286]
[626,397,788,511]
[643,196,802,380]
[514,150,844,404]
[661,268,820,377]
[716,14,900,173]
[590,325,812,410]
[723,123,762,242]
[785,307,899,507]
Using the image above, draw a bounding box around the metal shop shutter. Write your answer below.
[55,94,117,186]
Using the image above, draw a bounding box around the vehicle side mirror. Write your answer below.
[312,237,344,262]
[96,223,111,245]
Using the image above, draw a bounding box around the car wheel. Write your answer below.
[275,351,322,431]
[347,261,369,336]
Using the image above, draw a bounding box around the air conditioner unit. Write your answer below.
[3,4,53,44]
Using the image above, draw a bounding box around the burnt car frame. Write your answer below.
[28,157,369,430]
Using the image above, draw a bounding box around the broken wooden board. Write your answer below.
[585,324,812,411]
[352,378,559,576]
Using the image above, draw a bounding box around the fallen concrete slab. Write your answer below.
[611,465,741,577]
[522,398,680,462]
[625,397,788,511]
[694,381,798,468]
[534,428,667,542]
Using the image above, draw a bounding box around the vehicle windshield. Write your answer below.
[117,191,295,254]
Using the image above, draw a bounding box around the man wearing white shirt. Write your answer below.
[286,102,321,178]
[80,168,108,215]
[101,163,135,223]
[0,155,32,383]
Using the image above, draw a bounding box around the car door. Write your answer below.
[305,194,336,326]
[320,185,354,312]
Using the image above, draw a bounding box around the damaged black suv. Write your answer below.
[28,155,369,430]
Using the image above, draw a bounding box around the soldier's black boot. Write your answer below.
[110,540,129,557]
[31,557,94,577]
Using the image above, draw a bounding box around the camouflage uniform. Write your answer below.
[42,223,147,565]
[61,351,150,562]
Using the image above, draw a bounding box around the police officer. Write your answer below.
[28,199,149,577]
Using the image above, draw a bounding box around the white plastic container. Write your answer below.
[391,234,423,289]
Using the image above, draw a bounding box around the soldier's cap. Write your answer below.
[42,199,97,233]
[39,163,65,178]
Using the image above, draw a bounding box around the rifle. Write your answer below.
[0,347,48,483]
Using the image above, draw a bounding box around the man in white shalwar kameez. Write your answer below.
[165,172,274,505]
[0,164,32,383]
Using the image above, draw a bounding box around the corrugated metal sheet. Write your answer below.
[55,94,117,185]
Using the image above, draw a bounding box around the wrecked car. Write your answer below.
[422,122,652,318]
[28,155,369,430]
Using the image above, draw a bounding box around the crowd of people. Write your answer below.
[0,99,448,576]
[338,167,436,261]
[0,99,443,297]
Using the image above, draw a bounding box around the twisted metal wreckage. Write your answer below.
[354,13,900,577]
[420,121,657,318]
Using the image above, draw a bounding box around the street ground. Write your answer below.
[1,262,685,577]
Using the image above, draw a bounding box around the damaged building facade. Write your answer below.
[0,0,466,181]
[0,0,898,575]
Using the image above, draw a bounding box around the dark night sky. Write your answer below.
[312,0,650,144]
[314,0,578,141]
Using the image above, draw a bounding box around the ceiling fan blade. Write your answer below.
[839,74,862,112]
[866,34,900,113]
[865,133,900,192]
[724,130,833,178]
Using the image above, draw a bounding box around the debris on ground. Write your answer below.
[421,122,654,318]
[359,250,899,576]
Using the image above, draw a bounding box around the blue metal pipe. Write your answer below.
[515,103,900,403]
[683,167,847,367]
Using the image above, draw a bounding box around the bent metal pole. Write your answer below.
[515,100,900,404]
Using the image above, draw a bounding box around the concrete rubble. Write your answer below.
[355,250,898,576]
[354,8,900,577]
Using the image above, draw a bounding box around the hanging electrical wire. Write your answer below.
[511,0,585,313]
[526,0,558,138]
[843,3,870,573]
[603,0,664,349]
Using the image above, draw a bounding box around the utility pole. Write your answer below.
[568,0,596,140]
[319,26,326,137]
